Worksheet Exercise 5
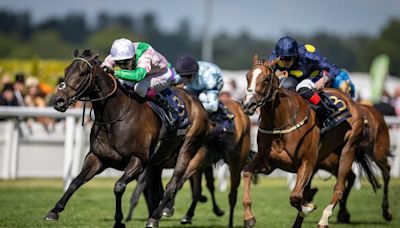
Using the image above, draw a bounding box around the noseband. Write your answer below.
[246,61,280,107]
[58,57,117,105]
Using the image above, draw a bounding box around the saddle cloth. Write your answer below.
[318,92,351,133]
[147,88,191,133]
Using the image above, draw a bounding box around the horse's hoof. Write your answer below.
[383,211,393,221]
[317,225,329,228]
[199,194,208,203]
[44,212,59,221]
[146,218,159,228]
[125,216,132,222]
[113,222,126,228]
[244,217,256,228]
[162,207,174,217]
[213,208,224,217]
[337,210,350,223]
[181,215,192,225]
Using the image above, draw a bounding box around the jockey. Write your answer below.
[101,38,178,127]
[268,36,350,129]
[331,69,356,99]
[173,55,232,120]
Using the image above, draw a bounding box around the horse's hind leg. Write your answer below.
[126,170,147,222]
[375,155,393,221]
[113,156,143,228]
[228,155,242,228]
[318,147,355,228]
[204,165,224,217]
[147,137,204,228]
[337,170,355,223]
[44,153,105,221]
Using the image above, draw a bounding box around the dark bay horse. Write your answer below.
[241,55,375,228]
[126,98,252,227]
[44,50,209,228]
[295,103,392,226]
[167,98,252,227]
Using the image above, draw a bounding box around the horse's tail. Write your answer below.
[204,131,235,162]
[248,149,260,185]
[354,147,381,192]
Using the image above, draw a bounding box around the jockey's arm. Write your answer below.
[199,90,219,113]
[115,67,147,82]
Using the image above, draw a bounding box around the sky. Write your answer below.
[1,0,400,39]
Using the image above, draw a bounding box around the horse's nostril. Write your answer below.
[56,97,65,105]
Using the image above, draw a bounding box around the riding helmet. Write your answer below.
[175,55,199,75]
[110,38,135,61]
[274,36,299,57]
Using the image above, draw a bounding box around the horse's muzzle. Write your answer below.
[242,100,257,116]
[54,97,68,112]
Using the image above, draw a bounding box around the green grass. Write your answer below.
[0,177,399,228]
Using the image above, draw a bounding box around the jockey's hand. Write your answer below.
[103,66,114,75]
[101,55,116,69]
[315,75,329,90]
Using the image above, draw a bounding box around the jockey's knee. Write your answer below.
[296,79,316,100]
[134,82,148,98]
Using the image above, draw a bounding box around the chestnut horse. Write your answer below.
[241,55,376,228]
[44,50,209,228]
[126,98,252,227]
[293,103,392,227]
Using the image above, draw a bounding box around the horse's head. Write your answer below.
[54,49,100,112]
[242,54,279,115]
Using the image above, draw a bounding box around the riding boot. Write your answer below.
[315,100,337,133]
[153,93,178,128]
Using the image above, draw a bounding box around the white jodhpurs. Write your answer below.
[133,68,174,98]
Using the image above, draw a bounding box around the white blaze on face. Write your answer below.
[244,68,262,103]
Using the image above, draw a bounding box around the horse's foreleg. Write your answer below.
[204,165,224,217]
[290,159,317,217]
[44,153,105,221]
[228,155,241,228]
[242,170,256,228]
[126,170,147,222]
[318,147,355,228]
[113,156,142,228]
[181,171,202,225]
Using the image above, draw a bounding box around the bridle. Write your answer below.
[247,60,310,135]
[57,57,117,106]
[246,60,280,107]
[57,57,121,125]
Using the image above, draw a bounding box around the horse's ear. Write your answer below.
[74,49,79,57]
[90,53,100,61]
[252,54,259,64]
[268,58,278,67]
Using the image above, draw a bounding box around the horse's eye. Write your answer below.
[57,82,66,90]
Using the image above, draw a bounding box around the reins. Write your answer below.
[251,60,310,135]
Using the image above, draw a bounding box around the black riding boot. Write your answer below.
[315,100,337,133]
[153,93,178,128]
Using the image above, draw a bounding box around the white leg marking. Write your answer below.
[318,204,334,226]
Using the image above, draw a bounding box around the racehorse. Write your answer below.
[292,103,393,227]
[44,50,209,228]
[126,98,252,227]
[241,55,376,228]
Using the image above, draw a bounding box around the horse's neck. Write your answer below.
[91,72,138,121]
[259,90,302,128]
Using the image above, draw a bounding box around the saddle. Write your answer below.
[147,89,191,135]
[315,92,351,134]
